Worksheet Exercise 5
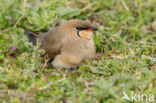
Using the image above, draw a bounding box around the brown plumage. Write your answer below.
[24,19,98,69]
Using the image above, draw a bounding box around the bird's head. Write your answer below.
[61,20,98,40]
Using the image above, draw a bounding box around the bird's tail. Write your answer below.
[18,26,40,45]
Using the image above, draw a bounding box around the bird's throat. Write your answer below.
[77,31,92,40]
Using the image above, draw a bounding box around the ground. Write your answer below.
[0,0,156,103]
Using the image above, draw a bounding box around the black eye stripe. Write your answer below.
[76,27,89,31]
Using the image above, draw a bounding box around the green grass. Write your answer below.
[0,0,156,103]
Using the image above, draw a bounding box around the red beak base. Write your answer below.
[85,29,93,32]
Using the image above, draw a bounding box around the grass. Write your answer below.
[0,0,156,103]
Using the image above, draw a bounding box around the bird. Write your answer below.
[22,19,98,69]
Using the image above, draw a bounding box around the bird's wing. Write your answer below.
[41,28,63,59]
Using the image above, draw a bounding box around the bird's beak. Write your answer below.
[91,27,98,31]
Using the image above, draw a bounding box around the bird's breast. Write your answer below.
[62,34,96,61]
[83,39,96,59]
